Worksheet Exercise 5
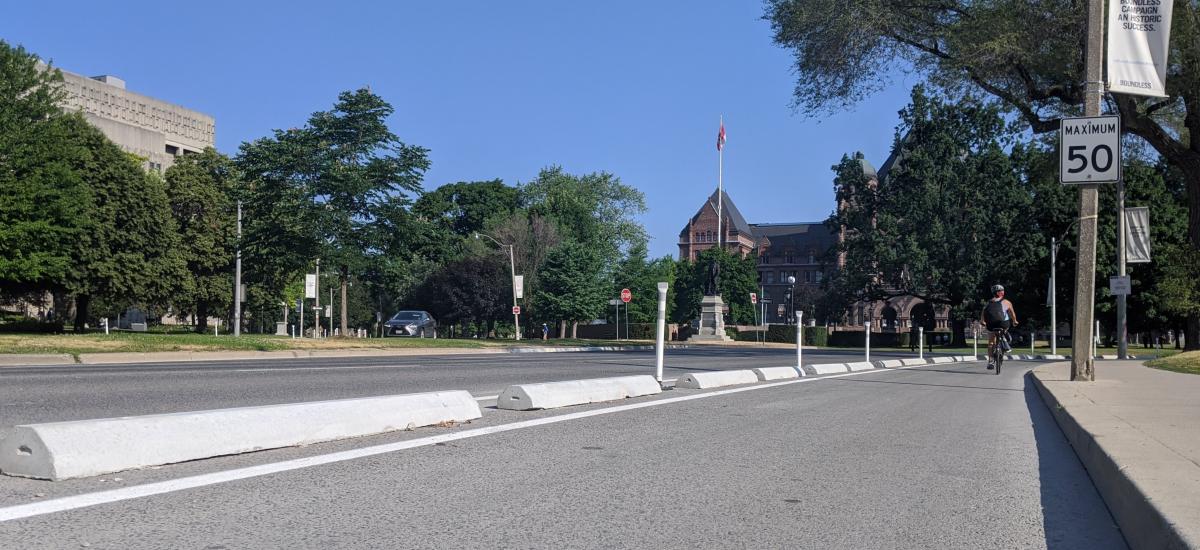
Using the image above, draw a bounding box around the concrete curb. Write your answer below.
[676,370,759,389]
[1030,365,1196,550]
[803,363,849,375]
[495,375,661,411]
[845,361,875,372]
[0,390,481,481]
[752,366,802,381]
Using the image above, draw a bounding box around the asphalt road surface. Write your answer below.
[0,350,1125,549]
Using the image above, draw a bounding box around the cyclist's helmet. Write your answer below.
[991,284,1005,295]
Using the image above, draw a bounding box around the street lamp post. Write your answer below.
[476,233,519,340]
[787,275,796,325]
[234,201,242,337]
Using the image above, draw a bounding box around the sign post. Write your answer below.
[796,310,804,374]
[620,288,631,341]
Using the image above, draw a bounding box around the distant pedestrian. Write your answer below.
[541,323,549,341]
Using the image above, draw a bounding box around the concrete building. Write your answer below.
[55,67,215,172]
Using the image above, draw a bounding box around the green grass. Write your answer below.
[1145,351,1200,375]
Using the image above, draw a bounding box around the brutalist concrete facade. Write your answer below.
[56,68,215,172]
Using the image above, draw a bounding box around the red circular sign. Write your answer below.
[512,306,521,315]
[620,288,632,303]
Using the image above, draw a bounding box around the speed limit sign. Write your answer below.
[1060,115,1120,184]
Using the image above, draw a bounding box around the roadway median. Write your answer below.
[0,390,481,481]
[497,375,662,410]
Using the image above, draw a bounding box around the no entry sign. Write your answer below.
[512,306,521,315]
[620,288,631,303]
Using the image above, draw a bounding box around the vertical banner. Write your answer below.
[1107,0,1175,97]
[304,274,317,298]
[1125,206,1152,263]
[514,275,524,299]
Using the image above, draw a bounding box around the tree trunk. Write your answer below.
[73,294,90,333]
[196,301,209,333]
[950,317,967,348]
[339,266,349,337]
[487,319,496,339]
[571,321,578,339]
[558,320,567,339]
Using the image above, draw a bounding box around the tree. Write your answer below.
[488,211,562,324]
[522,166,647,266]
[0,41,89,302]
[828,88,1035,345]
[413,180,521,237]
[238,89,431,336]
[414,254,509,336]
[62,118,188,331]
[164,149,237,331]
[765,0,1200,348]
[613,242,677,325]
[536,241,608,338]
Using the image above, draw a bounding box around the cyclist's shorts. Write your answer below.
[987,319,1011,332]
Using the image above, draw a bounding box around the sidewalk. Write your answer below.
[1031,360,1200,549]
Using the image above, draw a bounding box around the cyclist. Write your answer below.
[981,284,1018,370]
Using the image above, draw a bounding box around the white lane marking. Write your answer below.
[473,395,499,401]
[0,362,962,523]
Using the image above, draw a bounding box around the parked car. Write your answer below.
[383,310,437,338]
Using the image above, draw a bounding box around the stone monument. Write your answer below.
[689,259,732,342]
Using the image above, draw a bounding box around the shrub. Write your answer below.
[736,325,828,346]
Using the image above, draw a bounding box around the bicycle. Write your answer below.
[989,328,1010,375]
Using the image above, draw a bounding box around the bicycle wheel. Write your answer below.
[994,337,1004,375]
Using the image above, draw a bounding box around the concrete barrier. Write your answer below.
[675,370,759,389]
[845,361,875,372]
[931,357,956,364]
[753,366,801,381]
[0,391,481,481]
[803,363,848,375]
[879,359,905,368]
[496,375,661,410]
[900,358,929,366]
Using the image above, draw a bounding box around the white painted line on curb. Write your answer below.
[0,361,956,523]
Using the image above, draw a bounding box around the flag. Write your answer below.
[717,122,726,151]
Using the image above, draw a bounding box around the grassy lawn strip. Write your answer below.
[0,333,658,355]
[1145,351,1200,375]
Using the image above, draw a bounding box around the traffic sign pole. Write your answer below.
[1117,177,1128,359]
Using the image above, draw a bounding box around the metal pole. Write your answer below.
[509,245,519,340]
[1070,0,1103,381]
[299,299,304,339]
[314,258,319,338]
[329,287,333,338]
[973,325,978,357]
[234,201,242,337]
[796,310,804,374]
[1117,178,1128,359]
[655,282,668,383]
[919,326,924,360]
[624,300,629,340]
[1051,237,1057,356]
[865,321,871,363]
[717,115,723,253]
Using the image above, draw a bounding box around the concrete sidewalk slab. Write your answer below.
[1032,361,1200,549]
[0,354,74,366]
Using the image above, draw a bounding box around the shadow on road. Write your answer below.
[1023,373,1127,549]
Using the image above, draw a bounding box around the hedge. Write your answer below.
[0,319,65,334]
[735,325,829,346]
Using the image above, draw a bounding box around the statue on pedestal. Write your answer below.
[704,259,720,296]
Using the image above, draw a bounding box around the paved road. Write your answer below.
[0,356,1124,549]
[0,347,920,430]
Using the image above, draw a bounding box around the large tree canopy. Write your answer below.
[767,0,1200,347]
[238,89,431,334]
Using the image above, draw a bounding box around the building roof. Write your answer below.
[707,188,753,235]
[750,222,837,252]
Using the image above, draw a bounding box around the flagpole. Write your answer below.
[717,115,723,252]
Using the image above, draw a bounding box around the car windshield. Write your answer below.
[389,312,422,321]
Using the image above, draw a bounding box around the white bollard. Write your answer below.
[102,318,109,335]
[214,319,219,337]
[796,311,804,373]
[655,282,668,383]
[865,321,871,363]
[919,326,924,360]
[973,326,978,357]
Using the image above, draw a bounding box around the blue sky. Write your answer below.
[3,1,918,259]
